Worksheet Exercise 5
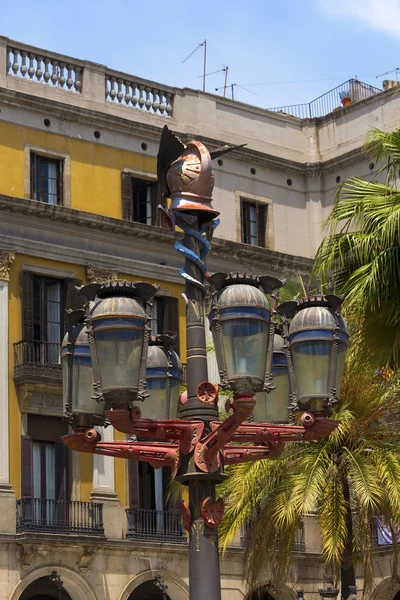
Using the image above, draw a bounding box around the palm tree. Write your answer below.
[313,127,400,368]
[218,362,400,598]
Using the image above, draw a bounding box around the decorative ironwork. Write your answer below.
[13,340,62,383]
[126,508,186,543]
[16,498,104,535]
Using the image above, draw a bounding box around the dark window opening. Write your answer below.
[121,173,166,227]
[241,199,267,248]
[30,153,63,205]
[150,295,180,355]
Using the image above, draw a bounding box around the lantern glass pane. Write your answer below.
[94,329,144,393]
[169,379,181,419]
[143,379,167,420]
[292,340,332,400]
[71,355,102,416]
[253,369,289,423]
[222,319,269,380]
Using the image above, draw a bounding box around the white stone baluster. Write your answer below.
[145,86,152,111]
[6,49,11,74]
[20,51,28,77]
[35,55,43,81]
[28,53,35,79]
[138,84,145,109]
[165,92,173,116]
[12,49,19,75]
[66,64,73,89]
[59,62,66,87]
[152,89,160,113]
[43,58,51,83]
[159,93,166,115]
[51,60,59,86]
[131,84,138,107]
[124,80,132,105]
[117,79,124,103]
[74,66,82,92]
[109,77,117,101]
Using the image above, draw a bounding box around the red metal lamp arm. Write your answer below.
[222,443,285,465]
[194,394,256,473]
[62,431,180,474]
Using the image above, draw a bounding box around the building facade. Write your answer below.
[0,35,399,600]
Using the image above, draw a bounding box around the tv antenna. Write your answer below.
[376,67,400,80]
[182,39,207,92]
[215,83,257,100]
[202,66,229,95]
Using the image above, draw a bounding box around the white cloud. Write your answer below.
[318,0,400,39]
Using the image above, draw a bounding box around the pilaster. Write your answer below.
[0,250,16,533]
[91,425,118,501]
[0,37,7,86]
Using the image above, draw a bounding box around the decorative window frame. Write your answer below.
[24,144,71,208]
[235,191,274,250]
[122,167,157,182]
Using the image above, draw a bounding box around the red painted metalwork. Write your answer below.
[62,431,180,474]
[201,497,225,529]
[222,444,285,464]
[196,381,218,404]
[194,394,256,473]
[105,408,204,454]
[180,501,191,532]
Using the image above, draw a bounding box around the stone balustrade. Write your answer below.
[6,41,83,92]
[105,72,174,116]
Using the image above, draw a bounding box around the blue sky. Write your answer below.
[1,0,400,109]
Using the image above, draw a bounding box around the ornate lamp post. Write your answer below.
[62,126,348,600]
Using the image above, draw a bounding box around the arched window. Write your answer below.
[127,580,172,600]
[19,576,72,600]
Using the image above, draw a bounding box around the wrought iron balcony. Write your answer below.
[126,508,186,543]
[13,340,62,383]
[240,521,306,552]
[16,498,104,535]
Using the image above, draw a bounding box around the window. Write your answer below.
[21,416,69,525]
[30,153,63,205]
[21,271,82,366]
[150,296,180,354]
[121,173,166,227]
[241,199,267,247]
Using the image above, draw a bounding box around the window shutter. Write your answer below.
[30,153,36,199]
[21,435,33,498]
[22,271,34,341]
[154,182,167,228]
[58,160,64,206]
[161,296,180,355]
[64,278,83,334]
[128,460,140,508]
[55,440,68,501]
[257,204,267,248]
[121,172,132,221]
[240,200,246,243]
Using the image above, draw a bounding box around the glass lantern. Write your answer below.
[139,337,183,420]
[289,296,348,414]
[253,333,290,423]
[89,281,157,404]
[209,273,283,394]
[61,324,105,426]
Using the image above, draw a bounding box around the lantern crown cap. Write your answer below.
[208,272,284,293]
[296,294,344,312]
[96,280,159,303]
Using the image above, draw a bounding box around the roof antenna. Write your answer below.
[182,39,207,92]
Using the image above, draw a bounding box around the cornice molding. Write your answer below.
[0,194,313,275]
[0,249,15,281]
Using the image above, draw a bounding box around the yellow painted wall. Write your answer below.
[0,121,156,219]
[3,121,186,506]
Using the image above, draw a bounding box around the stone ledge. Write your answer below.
[0,193,313,275]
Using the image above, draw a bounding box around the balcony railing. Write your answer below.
[240,522,306,552]
[13,340,62,382]
[16,498,104,535]
[126,508,186,543]
[267,79,382,120]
